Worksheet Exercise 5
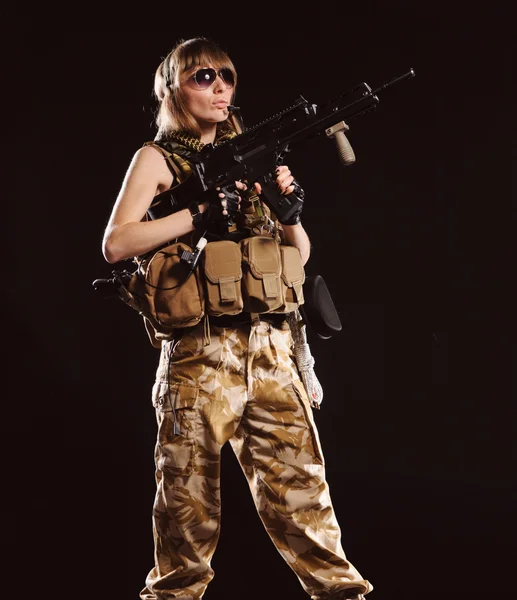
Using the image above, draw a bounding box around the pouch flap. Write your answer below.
[145,242,192,277]
[204,240,242,284]
[218,277,238,302]
[263,274,279,298]
[241,236,282,279]
[280,245,305,287]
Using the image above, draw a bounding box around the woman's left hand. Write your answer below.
[274,165,295,195]
[252,164,295,196]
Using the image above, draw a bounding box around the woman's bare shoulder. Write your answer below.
[131,143,169,168]
[126,143,174,190]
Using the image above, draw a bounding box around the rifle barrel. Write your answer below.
[371,69,415,96]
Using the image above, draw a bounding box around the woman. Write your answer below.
[102,36,373,600]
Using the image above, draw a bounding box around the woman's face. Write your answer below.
[180,64,235,127]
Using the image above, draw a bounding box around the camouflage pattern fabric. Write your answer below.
[140,319,373,600]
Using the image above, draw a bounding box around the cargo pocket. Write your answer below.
[152,380,199,476]
[240,235,283,313]
[203,240,244,316]
[292,379,325,465]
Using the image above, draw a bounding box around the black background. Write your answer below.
[4,3,513,599]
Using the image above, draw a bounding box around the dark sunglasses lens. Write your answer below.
[194,68,217,88]
[220,68,235,87]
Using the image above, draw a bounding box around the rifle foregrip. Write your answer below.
[326,121,356,166]
[334,130,356,165]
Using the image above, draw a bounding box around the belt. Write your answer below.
[208,312,289,328]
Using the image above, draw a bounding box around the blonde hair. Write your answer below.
[153,37,242,141]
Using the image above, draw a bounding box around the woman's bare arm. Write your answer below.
[281,223,311,265]
[102,145,199,263]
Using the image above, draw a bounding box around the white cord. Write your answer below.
[287,309,324,407]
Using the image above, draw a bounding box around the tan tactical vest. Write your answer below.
[127,135,305,347]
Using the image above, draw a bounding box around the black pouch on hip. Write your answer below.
[300,274,342,339]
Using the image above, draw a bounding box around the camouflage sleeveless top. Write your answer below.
[142,131,280,249]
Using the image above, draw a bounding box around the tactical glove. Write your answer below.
[277,179,305,226]
[189,184,241,231]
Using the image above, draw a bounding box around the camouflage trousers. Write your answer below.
[140,318,373,600]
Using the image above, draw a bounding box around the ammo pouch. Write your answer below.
[202,240,243,316]
[123,236,305,348]
[127,241,205,335]
[239,235,305,314]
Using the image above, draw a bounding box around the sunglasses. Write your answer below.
[185,67,235,90]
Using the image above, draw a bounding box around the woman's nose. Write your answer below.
[213,74,226,91]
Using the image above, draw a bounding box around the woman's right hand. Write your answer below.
[198,181,247,219]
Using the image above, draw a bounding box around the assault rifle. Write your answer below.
[147,68,416,225]
[93,69,415,326]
